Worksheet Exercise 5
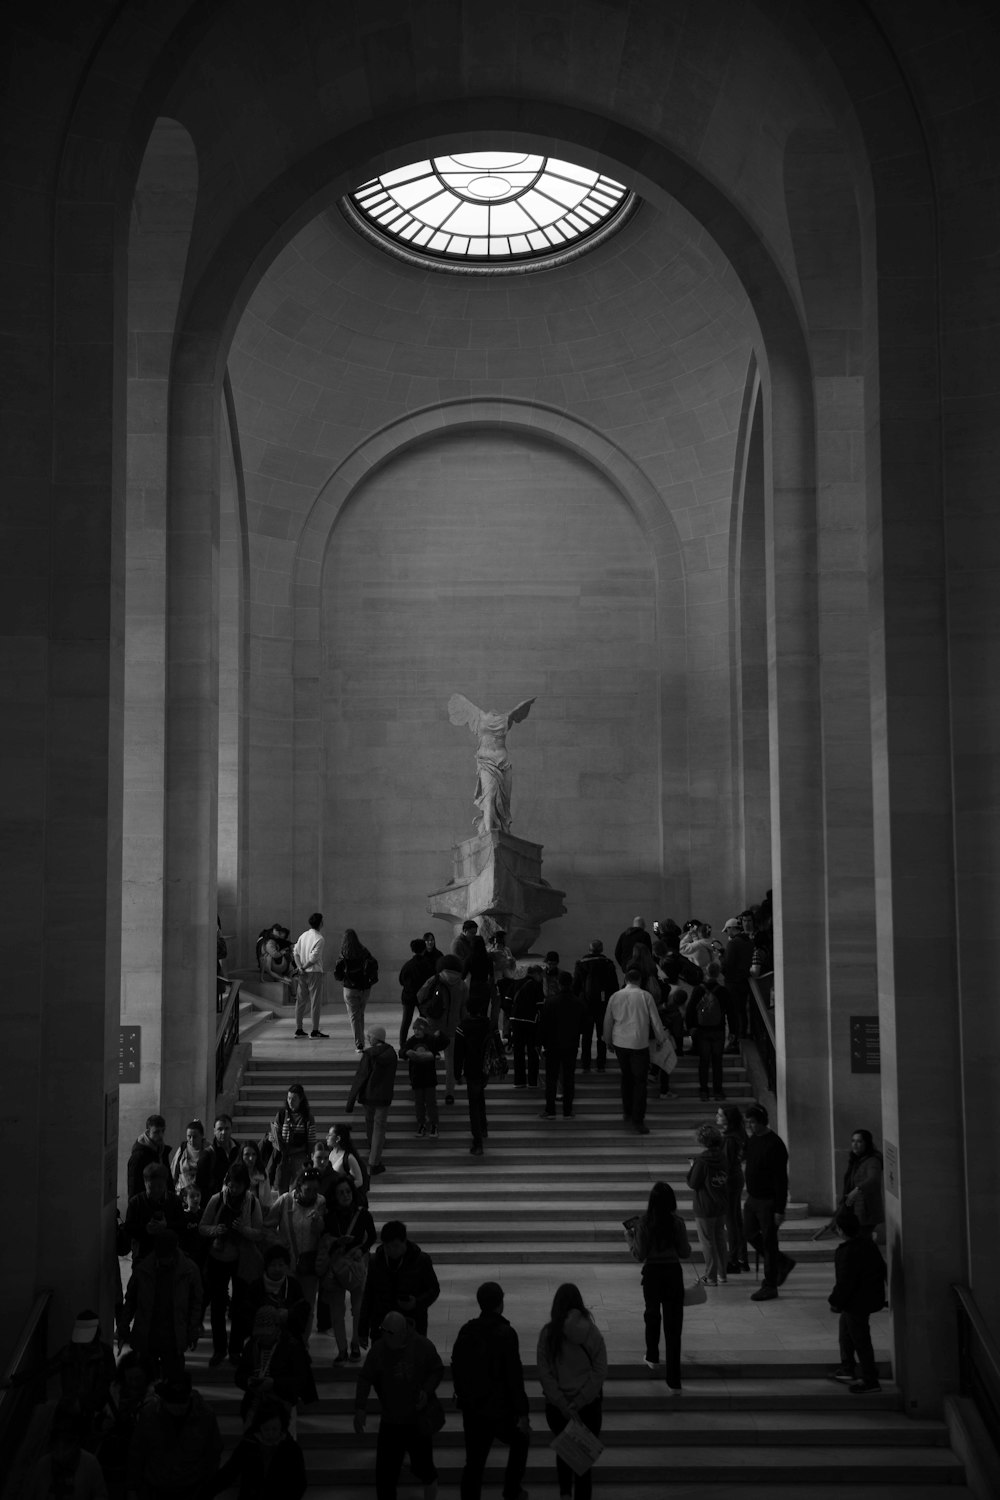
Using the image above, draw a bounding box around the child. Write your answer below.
[827,1207,888,1393]
[400,1015,448,1137]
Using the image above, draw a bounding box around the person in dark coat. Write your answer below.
[353,1311,444,1500]
[720,917,754,1036]
[234,1305,318,1425]
[537,971,586,1119]
[126,1115,172,1200]
[359,1221,440,1343]
[398,937,436,1051]
[827,1208,888,1393]
[684,963,730,1102]
[614,917,652,970]
[208,1395,306,1500]
[123,1164,186,1264]
[346,1025,398,1176]
[203,1114,242,1198]
[572,940,619,1072]
[454,995,494,1156]
[508,965,544,1089]
[451,1281,530,1500]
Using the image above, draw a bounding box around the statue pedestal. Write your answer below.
[427,831,566,956]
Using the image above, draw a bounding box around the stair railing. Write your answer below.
[747,971,776,1092]
[215,979,242,1098]
[953,1283,1000,1434]
[0,1289,52,1485]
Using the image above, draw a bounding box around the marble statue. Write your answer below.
[448,693,536,835]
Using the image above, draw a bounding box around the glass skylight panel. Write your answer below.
[348,149,630,266]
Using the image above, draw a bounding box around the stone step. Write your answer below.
[230,1444,964,1485]
[217,1408,946,1446]
[237,1002,275,1040]
[292,1486,973,1500]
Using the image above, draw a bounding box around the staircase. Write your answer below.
[189,1045,970,1496]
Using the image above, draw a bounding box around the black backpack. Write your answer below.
[421,977,450,1022]
[696,988,723,1028]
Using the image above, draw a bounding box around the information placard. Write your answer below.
[119,1026,141,1082]
[849,1015,880,1073]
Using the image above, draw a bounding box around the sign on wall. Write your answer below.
[884,1140,899,1198]
[849,1015,880,1073]
[119,1026,141,1082]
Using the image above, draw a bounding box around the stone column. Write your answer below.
[159,335,221,1143]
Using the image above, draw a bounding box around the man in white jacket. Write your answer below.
[603,966,665,1135]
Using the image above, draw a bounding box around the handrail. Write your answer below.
[747,972,776,1093]
[215,978,242,1098]
[953,1283,1000,1432]
[0,1289,53,1483]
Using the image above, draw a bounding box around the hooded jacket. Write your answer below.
[347,1040,398,1109]
[126,1133,172,1200]
[829,1235,888,1315]
[451,1310,529,1425]
[686,1145,731,1217]
[417,960,466,1036]
[841,1150,885,1227]
[125,1249,203,1357]
[537,990,586,1052]
[572,952,620,1006]
[127,1391,222,1495]
[359,1238,440,1340]
[536,1308,608,1416]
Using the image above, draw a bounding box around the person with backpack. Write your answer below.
[416,953,465,1103]
[346,1025,397,1177]
[684,963,729,1101]
[451,1281,530,1500]
[686,1124,731,1286]
[316,1175,377,1365]
[572,940,619,1073]
[400,1015,449,1138]
[627,1181,691,1391]
[292,911,328,1039]
[537,971,586,1120]
[268,1084,318,1193]
[334,927,379,1052]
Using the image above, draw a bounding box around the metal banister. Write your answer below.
[0,1290,53,1481]
[215,979,242,1097]
[953,1283,1000,1434]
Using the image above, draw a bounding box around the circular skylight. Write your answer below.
[346,151,634,272]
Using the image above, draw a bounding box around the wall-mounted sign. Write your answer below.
[119,1026,141,1082]
[884,1139,898,1198]
[849,1015,880,1073]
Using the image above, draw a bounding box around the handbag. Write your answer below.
[649,1033,677,1074]
[683,1261,708,1307]
[415,1391,446,1435]
[483,1028,509,1080]
[550,1417,604,1476]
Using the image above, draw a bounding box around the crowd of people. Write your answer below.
[13,896,890,1499]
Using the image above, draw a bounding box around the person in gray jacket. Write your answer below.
[536,1283,608,1500]
[347,1025,398,1176]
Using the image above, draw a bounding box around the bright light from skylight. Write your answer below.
[348,151,632,268]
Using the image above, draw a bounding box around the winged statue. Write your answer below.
[448,693,536,835]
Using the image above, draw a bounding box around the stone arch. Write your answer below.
[287,400,689,924]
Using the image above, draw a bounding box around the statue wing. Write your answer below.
[507,697,536,726]
[448,693,484,732]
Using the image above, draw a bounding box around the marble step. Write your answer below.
[293,1486,972,1500]
[221,1443,964,1485]
[217,1409,945,1446]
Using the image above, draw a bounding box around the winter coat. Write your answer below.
[209,1433,307,1500]
[509,976,544,1028]
[632,1210,691,1265]
[199,1189,264,1274]
[126,1135,172,1200]
[359,1238,440,1340]
[417,961,466,1036]
[686,1145,731,1217]
[401,1029,449,1088]
[841,1151,885,1227]
[127,1390,222,1494]
[537,991,586,1051]
[125,1249,203,1357]
[122,1191,186,1261]
[355,1331,444,1426]
[234,1331,318,1410]
[536,1309,608,1416]
[347,1041,398,1109]
[454,1012,493,1079]
[451,1311,529,1426]
[572,953,620,1006]
[614,925,653,969]
[829,1236,888,1315]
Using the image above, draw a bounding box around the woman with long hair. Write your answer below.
[334,928,378,1053]
[717,1104,750,1273]
[269,1082,317,1193]
[840,1128,885,1234]
[536,1283,608,1500]
[316,1174,377,1365]
[631,1181,691,1392]
[241,1140,275,1211]
[325,1122,368,1200]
